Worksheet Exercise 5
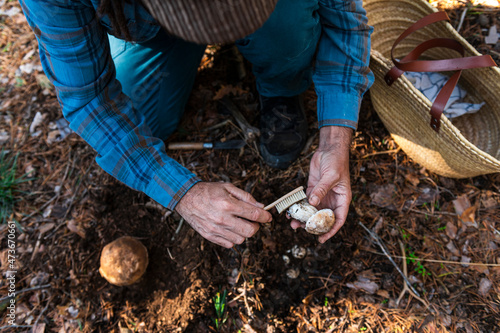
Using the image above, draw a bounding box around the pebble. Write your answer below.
[291,245,306,259]
[478,14,489,27]
[286,268,300,279]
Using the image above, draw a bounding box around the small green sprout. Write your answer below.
[401,228,409,240]
[1,151,33,223]
[406,250,431,278]
[212,288,228,331]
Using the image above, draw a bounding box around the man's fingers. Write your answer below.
[290,220,304,230]
[309,174,337,206]
[318,201,349,243]
[200,222,249,248]
[209,235,237,249]
[233,201,272,224]
[225,184,265,208]
[222,217,260,238]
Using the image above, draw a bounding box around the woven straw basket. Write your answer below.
[364,0,500,178]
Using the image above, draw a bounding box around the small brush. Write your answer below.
[264,186,307,214]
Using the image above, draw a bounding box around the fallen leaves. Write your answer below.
[67,219,86,239]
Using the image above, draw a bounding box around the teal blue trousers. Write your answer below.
[110,0,321,140]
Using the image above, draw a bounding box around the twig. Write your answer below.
[166,247,175,260]
[0,284,51,303]
[45,161,94,239]
[362,248,500,267]
[61,160,94,221]
[201,119,234,132]
[358,222,420,297]
[456,7,468,33]
[21,194,58,222]
[22,149,74,222]
[361,148,401,158]
[243,281,252,318]
[171,217,184,241]
[0,325,33,330]
[33,296,53,330]
[397,241,430,310]
[405,208,457,217]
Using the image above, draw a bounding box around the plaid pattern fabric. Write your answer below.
[315,0,374,129]
[19,0,373,210]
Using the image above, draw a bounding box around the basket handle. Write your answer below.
[384,11,496,132]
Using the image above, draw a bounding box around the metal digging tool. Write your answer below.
[218,96,260,143]
[167,140,246,150]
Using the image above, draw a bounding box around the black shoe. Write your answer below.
[259,95,308,169]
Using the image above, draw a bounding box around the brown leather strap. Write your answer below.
[385,38,465,85]
[384,11,497,132]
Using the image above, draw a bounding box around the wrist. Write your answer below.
[318,126,353,151]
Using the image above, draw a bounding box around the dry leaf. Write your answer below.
[346,280,379,294]
[29,111,44,134]
[32,323,46,333]
[370,184,397,210]
[404,173,420,186]
[36,74,53,90]
[445,221,458,239]
[481,191,498,209]
[460,206,477,228]
[47,130,61,145]
[447,242,460,256]
[453,195,471,216]
[471,264,490,275]
[479,278,492,296]
[38,222,55,236]
[461,256,471,267]
[485,25,498,44]
[67,219,86,238]
[373,217,385,235]
[213,84,247,100]
[376,289,390,298]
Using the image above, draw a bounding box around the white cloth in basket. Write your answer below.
[404,71,485,118]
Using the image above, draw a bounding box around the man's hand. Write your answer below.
[175,182,272,248]
[291,126,353,243]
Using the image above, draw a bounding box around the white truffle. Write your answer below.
[288,201,318,222]
[305,209,335,235]
[287,200,335,235]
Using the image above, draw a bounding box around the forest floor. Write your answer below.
[1,0,500,332]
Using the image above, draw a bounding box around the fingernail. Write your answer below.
[310,195,319,206]
[256,202,265,208]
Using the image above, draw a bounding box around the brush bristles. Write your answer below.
[275,191,306,214]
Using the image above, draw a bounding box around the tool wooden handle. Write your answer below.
[168,142,205,150]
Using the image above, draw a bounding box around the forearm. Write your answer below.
[318,126,353,151]
[21,0,198,210]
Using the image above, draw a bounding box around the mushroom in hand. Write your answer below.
[288,200,335,235]
[99,236,148,286]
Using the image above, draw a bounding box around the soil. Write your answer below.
[1,1,500,332]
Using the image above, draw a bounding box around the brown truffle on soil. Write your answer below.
[99,236,148,286]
